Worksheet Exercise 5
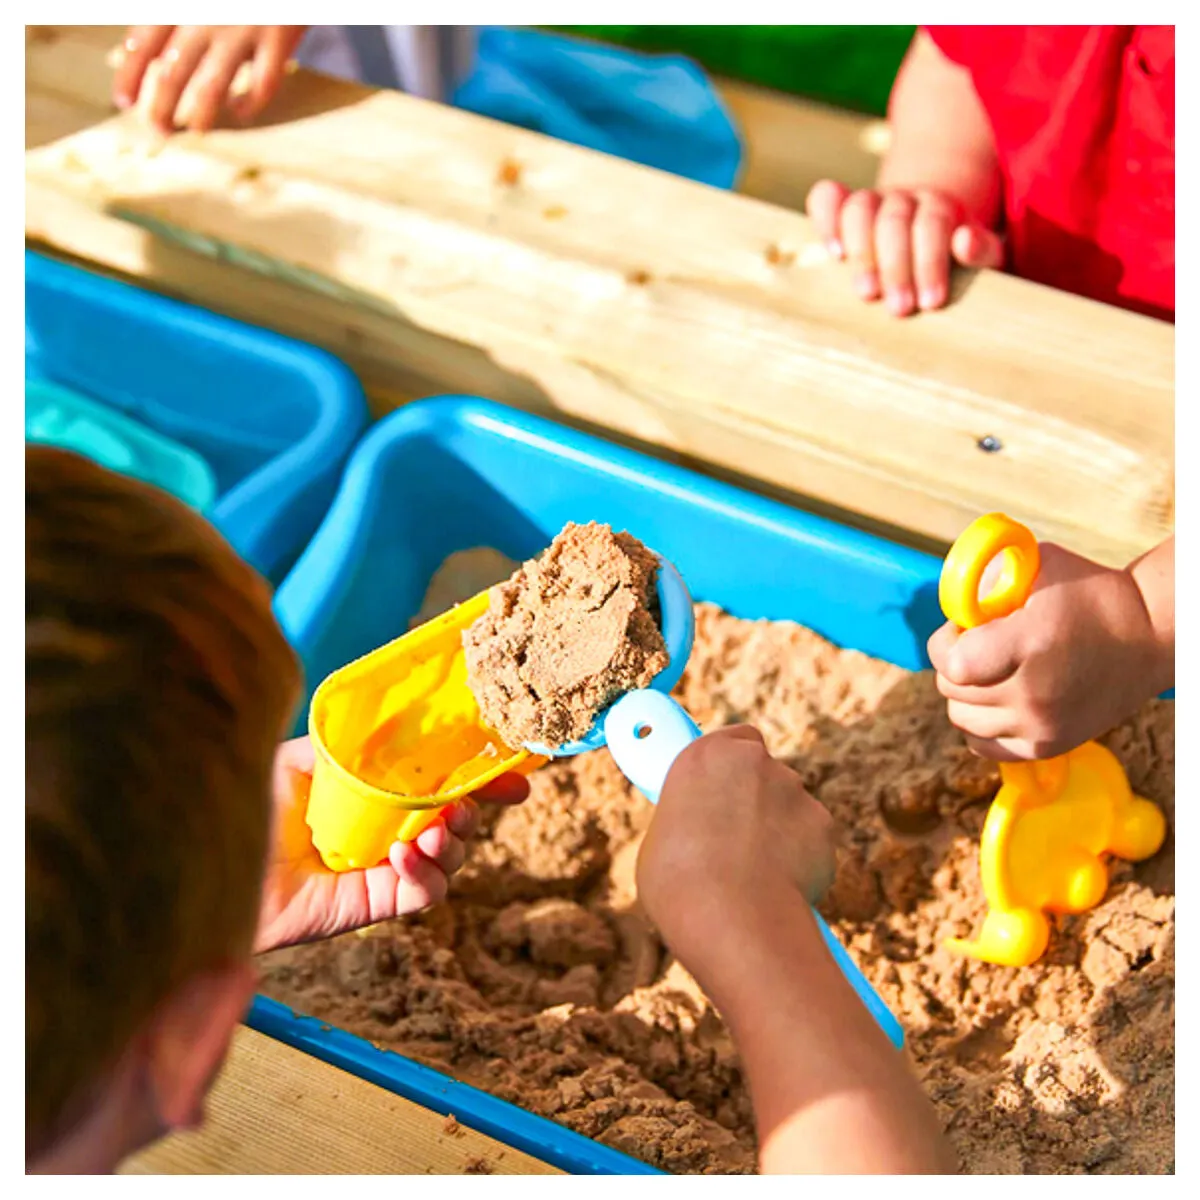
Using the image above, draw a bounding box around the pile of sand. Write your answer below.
[260,598,1174,1174]
[463,523,668,750]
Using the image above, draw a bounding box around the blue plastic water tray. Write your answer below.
[25,250,369,585]
[267,396,948,1174]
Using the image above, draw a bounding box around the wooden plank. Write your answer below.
[24,26,118,148]
[25,26,1174,568]
[23,28,888,205]
[121,1026,562,1175]
[718,77,888,210]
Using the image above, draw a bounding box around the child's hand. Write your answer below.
[254,737,528,953]
[805,180,1005,317]
[801,30,1005,322]
[636,725,837,977]
[111,25,307,134]
[638,726,956,1173]
[927,542,1174,761]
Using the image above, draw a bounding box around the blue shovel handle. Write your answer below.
[604,689,905,1051]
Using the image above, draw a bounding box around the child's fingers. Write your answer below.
[144,28,212,132]
[804,179,850,258]
[911,192,959,310]
[950,223,1005,270]
[180,29,256,132]
[439,774,531,846]
[926,621,961,675]
[389,842,449,913]
[705,723,767,746]
[269,738,321,865]
[964,734,1039,763]
[935,671,1007,706]
[946,700,1015,742]
[275,735,316,775]
[231,26,302,121]
[472,772,531,806]
[874,191,918,316]
[413,820,450,857]
[839,189,882,300]
[931,617,1022,687]
[943,624,1023,687]
[112,26,174,109]
[415,821,467,876]
[442,798,481,841]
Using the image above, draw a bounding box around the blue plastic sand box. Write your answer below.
[26,378,219,513]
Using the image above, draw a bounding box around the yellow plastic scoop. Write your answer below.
[939,513,1166,967]
[305,590,546,871]
[304,552,695,873]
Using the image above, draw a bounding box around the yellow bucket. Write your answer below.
[306,589,546,872]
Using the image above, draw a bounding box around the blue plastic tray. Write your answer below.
[275,398,944,711]
[24,250,369,585]
[267,396,947,1174]
[26,377,220,512]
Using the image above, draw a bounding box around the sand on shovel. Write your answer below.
[462,522,669,751]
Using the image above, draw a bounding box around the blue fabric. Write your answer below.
[453,27,742,189]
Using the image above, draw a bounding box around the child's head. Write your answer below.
[26,446,301,1169]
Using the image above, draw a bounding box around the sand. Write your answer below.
[463,524,668,750]
[259,597,1174,1175]
[410,548,522,628]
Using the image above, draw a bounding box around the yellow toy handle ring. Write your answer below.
[939,513,1040,630]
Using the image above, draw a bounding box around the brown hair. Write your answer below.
[25,446,301,1157]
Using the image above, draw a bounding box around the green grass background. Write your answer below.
[546,26,917,116]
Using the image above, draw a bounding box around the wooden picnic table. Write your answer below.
[25,25,1173,570]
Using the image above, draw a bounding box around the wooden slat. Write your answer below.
[718,77,888,210]
[23,28,887,204]
[24,26,117,148]
[25,26,1174,567]
[121,1026,562,1175]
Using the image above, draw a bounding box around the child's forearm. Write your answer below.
[690,885,955,1174]
[1128,535,1174,692]
[877,30,1002,229]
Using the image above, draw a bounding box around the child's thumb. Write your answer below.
[950,224,1005,270]
[944,622,1022,688]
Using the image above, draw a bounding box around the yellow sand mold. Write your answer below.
[306,590,545,872]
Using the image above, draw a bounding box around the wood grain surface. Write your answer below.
[121,1026,562,1175]
[25,25,1173,569]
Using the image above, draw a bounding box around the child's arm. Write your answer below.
[806,29,1004,317]
[1130,535,1175,669]
[253,737,528,953]
[704,897,953,1174]
[637,726,954,1174]
[928,535,1174,761]
[112,26,307,134]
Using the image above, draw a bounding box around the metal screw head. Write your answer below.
[977,435,1003,453]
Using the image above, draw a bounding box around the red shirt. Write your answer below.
[925,25,1175,322]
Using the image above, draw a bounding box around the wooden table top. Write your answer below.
[121,1026,562,1175]
[25,26,1173,569]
